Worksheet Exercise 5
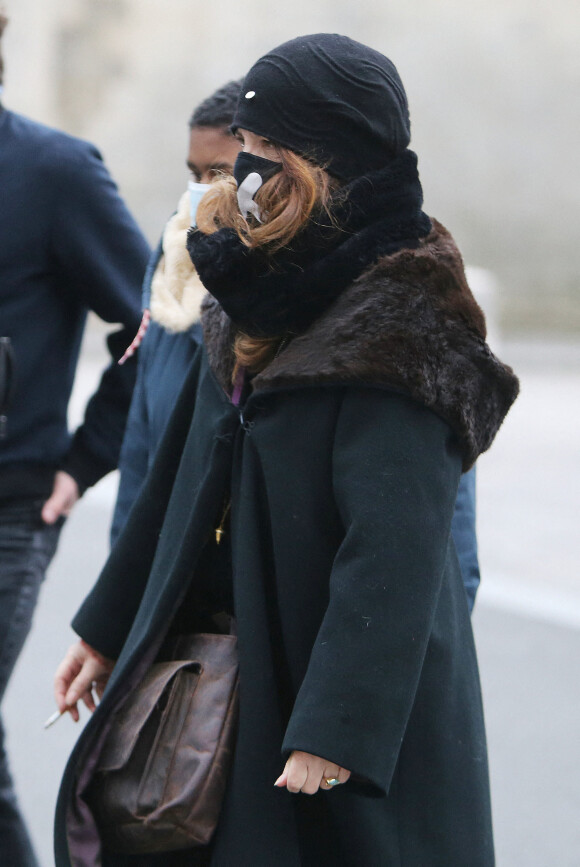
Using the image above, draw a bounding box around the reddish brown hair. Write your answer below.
[196,146,339,377]
[196,146,337,252]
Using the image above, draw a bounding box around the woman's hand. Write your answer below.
[274,750,351,794]
[54,640,114,722]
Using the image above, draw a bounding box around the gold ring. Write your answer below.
[325,777,340,787]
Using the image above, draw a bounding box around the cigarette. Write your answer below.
[43,709,66,729]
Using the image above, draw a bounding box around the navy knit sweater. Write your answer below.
[0,107,150,500]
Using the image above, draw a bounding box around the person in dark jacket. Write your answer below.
[110,85,482,613]
[110,79,242,547]
[0,11,150,866]
[53,34,519,867]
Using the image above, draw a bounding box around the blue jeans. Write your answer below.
[0,500,63,867]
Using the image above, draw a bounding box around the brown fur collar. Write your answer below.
[201,220,519,469]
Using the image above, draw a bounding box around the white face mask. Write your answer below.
[188,180,211,226]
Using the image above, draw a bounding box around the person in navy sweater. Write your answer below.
[0,11,150,865]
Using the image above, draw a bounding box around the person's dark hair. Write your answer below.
[0,11,8,88]
[188,79,243,130]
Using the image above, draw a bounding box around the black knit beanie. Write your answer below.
[232,33,411,182]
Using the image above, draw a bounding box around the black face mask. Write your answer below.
[233,152,282,222]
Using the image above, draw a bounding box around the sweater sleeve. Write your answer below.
[50,140,151,490]
[281,390,462,795]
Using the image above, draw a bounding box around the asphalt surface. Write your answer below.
[3,336,580,866]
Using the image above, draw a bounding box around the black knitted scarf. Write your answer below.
[186,149,431,337]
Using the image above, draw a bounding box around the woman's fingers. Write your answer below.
[54,644,84,714]
[319,762,341,791]
[337,766,351,784]
[275,751,351,794]
[80,688,97,714]
[54,641,113,721]
[274,752,310,793]
[320,763,351,790]
[284,753,309,793]
[65,657,104,707]
[300,769,322,795]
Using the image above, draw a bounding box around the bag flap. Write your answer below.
[97,660,200,772]
[171,633,237,672]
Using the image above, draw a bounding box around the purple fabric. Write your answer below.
[231,367,246,408]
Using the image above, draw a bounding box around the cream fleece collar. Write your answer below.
[149,191,207,333]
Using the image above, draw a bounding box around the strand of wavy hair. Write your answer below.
[195,147,339,377]
[196,147,337,252]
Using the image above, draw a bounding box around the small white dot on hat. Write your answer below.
[245,91,256,100]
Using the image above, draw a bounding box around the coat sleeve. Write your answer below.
[71,351,203,659]
[451,466,480,612]
[281,390,462,795]
[49,140,151,490]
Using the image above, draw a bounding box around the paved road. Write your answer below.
[3,337,580,866]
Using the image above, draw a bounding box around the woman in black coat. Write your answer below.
[53,34,519,867]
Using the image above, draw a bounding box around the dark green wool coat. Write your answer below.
[54,222,518,867]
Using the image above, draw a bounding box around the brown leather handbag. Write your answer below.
[88,630,239,854]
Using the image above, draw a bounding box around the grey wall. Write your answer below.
[4,0,579,329]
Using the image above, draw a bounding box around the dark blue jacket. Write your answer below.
[0,108,150,497]
[110,242,203,543]
[111,246,481,610]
